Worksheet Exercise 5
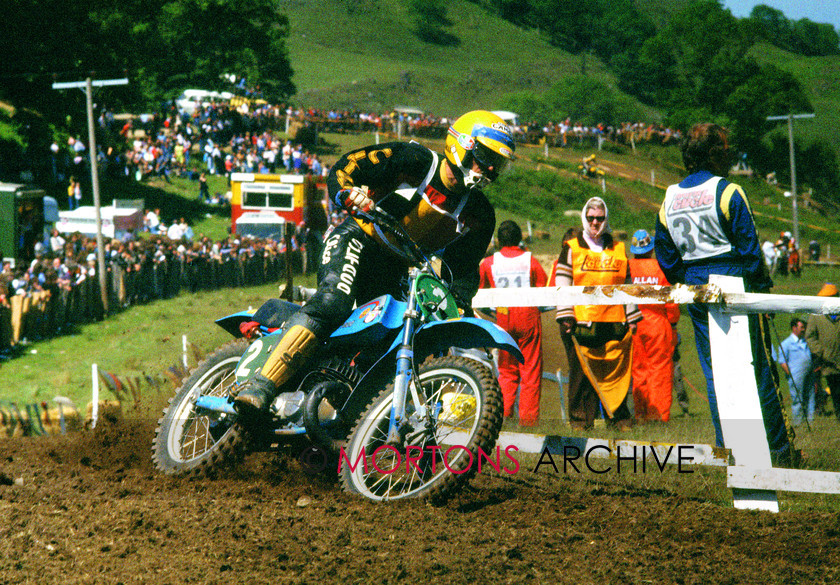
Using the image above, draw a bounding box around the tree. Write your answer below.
[118,0,296,103]
[544,75,641,126]
[614,35,676,106]
[468,0,655,65]
[790,19,840,57]
[0,0,296,117]
[745,6,840,57]
[745,4,793,48]
[723,64,811,155]
[497,92,551,125]
[800,141,840,207]
[592,0,656,64]
[696,46,760,115]
[662,0,745,92]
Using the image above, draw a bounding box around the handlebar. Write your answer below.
[352,205,429,268]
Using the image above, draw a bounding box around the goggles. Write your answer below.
[472,141,511,180]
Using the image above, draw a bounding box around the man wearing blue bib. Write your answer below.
[654,123,796,465]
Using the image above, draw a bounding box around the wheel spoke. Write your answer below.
[343,358,499,501]
[165,356,239,464]
[153,341,250,477]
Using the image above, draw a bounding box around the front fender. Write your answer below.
[411,317,524,364]
[345,317,523,420]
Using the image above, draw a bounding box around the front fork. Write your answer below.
[386,269,427,444]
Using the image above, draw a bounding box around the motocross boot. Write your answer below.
[234,324,319,420]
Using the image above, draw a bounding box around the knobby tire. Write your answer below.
[339,355,503,503]
[151,339,249,477]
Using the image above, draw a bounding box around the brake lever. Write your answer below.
[352,205,384,225]
[354,206,427,266]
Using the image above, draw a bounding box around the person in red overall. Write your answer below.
[788,238,801,277]
[628,229,680,422]
[479,220,547,426]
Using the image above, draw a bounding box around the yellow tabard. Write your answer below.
[569,239,628,323]
[573,331,633,417]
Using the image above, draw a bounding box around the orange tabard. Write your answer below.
[628,258,680,323]
[569,239,628,323]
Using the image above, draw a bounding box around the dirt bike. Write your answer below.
[151,205,523,502]
[578,163,606,179]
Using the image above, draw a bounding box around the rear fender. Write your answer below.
[215,310,258,338]
[215,299,302,338]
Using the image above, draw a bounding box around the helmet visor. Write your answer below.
[472,141,512,180]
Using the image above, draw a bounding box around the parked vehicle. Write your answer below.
[175,89,234,115]
[229,172,324,239]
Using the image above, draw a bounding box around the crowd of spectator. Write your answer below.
[0,227,310,355]
[524,120,682,148]
[48,99,681,193]
[301,108,452,139]
[94,104,333,189]
[283,109,681,149]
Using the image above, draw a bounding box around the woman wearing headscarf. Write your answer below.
[555,197,641,430]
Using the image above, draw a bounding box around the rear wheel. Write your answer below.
[339,356,503,502]
[152,340,249,476]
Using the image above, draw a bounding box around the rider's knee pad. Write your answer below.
[260,317,320,386]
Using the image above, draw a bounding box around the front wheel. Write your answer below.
[152,339,249,476]
[339,355,503,502]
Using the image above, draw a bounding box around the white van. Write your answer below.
[492,110,520,128]
[57,205,143,239]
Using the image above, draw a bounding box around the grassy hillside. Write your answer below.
[506,141,840,254]
[282,0,658,118]
[749,42,840,155]
[282,1,840,199]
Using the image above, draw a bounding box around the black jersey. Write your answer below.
[327,141,495,307]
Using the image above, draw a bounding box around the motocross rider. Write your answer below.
[233,110,517,420]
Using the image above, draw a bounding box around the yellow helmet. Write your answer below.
[445,110,516,189]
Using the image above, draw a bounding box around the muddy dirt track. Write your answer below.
[1,417,839,585]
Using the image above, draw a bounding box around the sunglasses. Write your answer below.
[585,215,606,223]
